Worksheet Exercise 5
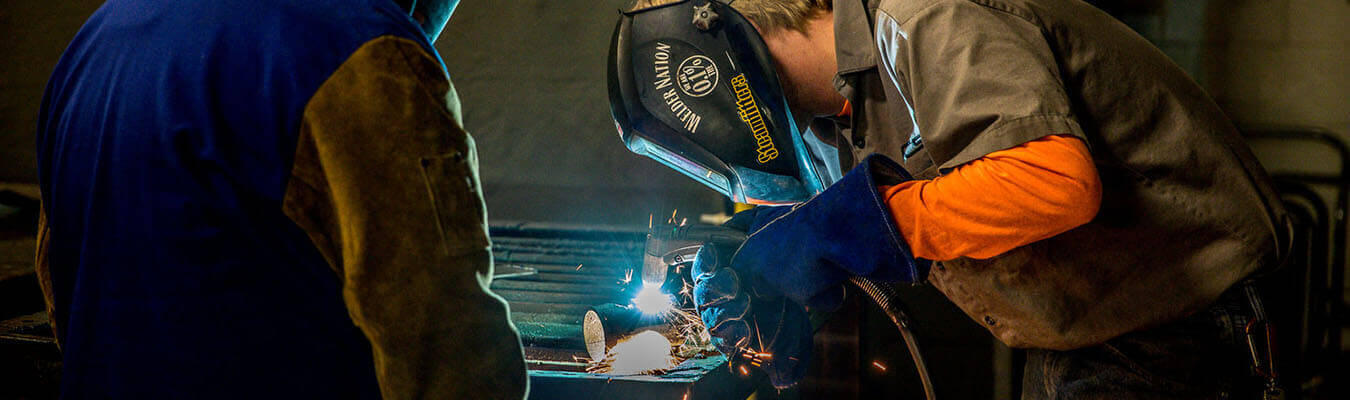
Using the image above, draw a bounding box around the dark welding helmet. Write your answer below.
[608,0,827,205]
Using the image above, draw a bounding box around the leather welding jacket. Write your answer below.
[35,0,525,398]
[815,0,1289,350]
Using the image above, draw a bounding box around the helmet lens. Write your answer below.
[626,135,733,198]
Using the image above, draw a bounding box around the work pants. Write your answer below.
[1021,282,1272,400]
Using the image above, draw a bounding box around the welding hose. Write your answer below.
[848,276,937,400]
[679,226,935,397]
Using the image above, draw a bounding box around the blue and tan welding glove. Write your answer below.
[730,154,930,310]
[691,242,813,389]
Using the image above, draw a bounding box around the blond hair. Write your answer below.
[727,0,832,33]
[626,0,832,33]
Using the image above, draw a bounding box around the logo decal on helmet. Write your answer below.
[731,74,779,164]
[677,55,718,98]
[652,42,704,133]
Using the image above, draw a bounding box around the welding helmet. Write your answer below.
[608,0,827,205]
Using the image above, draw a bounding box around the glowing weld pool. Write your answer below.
[490,223,755,400]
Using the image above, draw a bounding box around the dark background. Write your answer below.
[1,0,1347,399]
[2,0,1348,224]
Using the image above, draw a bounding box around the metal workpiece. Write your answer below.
[529,354,742,400]
[489,223,754,400]
[583,303,682,361]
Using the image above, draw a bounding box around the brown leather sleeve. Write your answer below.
[282,35,527,399]
[34,200,60,348]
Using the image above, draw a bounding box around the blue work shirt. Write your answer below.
[36,0,438,397]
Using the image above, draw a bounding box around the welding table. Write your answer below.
[489,223,756,400]
[0,223,757,399]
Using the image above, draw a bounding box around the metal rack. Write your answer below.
[1245,127,1350,397]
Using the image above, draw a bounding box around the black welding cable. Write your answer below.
[848,276,937,400]
[666,228,935,397]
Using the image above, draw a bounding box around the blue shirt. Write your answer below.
[37,0,438,397]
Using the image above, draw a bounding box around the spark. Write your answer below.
[733,336,751,350]
[668,307,701,326]
[633,284,676,315]
[753,318,767,354]
[649,213,653,229]
[666,308,709,343]
[670,209,678,223]
[873,360,887,372]
[576,263,584,271]
[619,269,634,285]
[680,217,688,226]
[739,365,750,375]
[738,348,773,366]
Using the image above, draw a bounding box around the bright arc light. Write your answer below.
[633,284,675,315]
[608,330,676,374]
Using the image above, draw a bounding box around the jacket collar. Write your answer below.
[833,0,879,76]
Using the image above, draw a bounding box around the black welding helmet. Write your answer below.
[608,0,827,205]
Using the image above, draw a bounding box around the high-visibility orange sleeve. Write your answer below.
[883,134,1101,261]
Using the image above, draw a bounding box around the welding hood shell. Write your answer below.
[608,0,825,205]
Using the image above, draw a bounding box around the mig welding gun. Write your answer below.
[643,221,936,399]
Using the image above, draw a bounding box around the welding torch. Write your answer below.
[641,223,748,289]
[643,223,938,400]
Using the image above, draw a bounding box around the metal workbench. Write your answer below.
[491,222,755,400]
[0,221,756,399]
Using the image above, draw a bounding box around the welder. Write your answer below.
[608,0,1290,398]
[35,0,525,398]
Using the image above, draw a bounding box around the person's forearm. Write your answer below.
[884,134,1101,261]
[283,36,526,399]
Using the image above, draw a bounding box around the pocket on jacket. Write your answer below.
[419,152,490,254]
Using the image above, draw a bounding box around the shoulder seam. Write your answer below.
[881,0,1040,27]
[879,1,951,28]
[302,35,453,125]
[965,0,1040,25]
[380,35,460,128]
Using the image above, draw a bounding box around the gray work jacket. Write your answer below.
[814,0,1289,350]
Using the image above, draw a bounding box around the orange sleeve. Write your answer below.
[883,135,1101,261]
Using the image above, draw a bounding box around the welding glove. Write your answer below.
[691,242,813,389]
[691,155,926,387]
[726,154,930,310]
